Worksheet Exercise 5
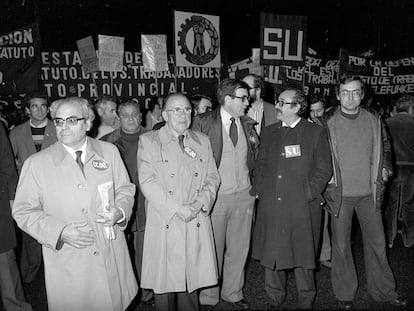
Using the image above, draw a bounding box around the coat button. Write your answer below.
[164,159,168,163]
[194,172,198,177]
[281,153,285,157]
[168,191,173,195]
[81,208,88,214]
[196,189,200,194]
[277,175,282,179]
[170,173,175,177]
[93,251,99,256]
[199,158,203,162]
[77,184,84,189]
[166,224,169,229]
[277,197,282,201]
[197,223,200,227]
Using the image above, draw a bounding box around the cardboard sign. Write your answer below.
[76,36,99,74]
[141,34,169,72]
[98,35,124,72]
[174,10,221,68]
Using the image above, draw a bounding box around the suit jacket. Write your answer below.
[9,119,57,173]
[191,108,260,185]
[0,123,18,253]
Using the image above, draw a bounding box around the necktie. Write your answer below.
[75,150,84,173]
[178,135,185,152]
[229,117,238,147]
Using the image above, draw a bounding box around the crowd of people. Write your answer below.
[0,73,413,311]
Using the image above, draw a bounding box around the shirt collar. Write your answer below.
[220,106,238,123]
[282,117,301,128]
[62,138,88,161]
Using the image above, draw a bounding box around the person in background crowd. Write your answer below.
[144,96,164,131]
[101,99,154,306]
[242,73,278,136]
[9,92,58,284]
[385,95,414,248]
[193,79,259,310]
[12,97,138,311]
[309,94,333,268]
[138,93,220,311]
[321,74,407,310]
[95,95,120,139]
[190,94,213,116]
[253,88,332,310]
[0,123,32,311]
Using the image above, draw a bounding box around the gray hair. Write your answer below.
[50,97,90,119]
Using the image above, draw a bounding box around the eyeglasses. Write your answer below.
[276,100,296,107]
[165,107,192,115]
[120,113,140,119]
[339,90,363,98]
[232,95,250,102]
[53,117,85,127]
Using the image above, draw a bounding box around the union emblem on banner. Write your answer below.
[174,10,220,68]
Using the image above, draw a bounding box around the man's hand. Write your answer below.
[382,168,391,182]
[61,221,95,249]
[95,206,123,227]
[176,205,196,223]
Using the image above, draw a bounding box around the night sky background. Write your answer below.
[1,0,414,63]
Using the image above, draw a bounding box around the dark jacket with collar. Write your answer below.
[320,106,393,217]
[191,108,260,185]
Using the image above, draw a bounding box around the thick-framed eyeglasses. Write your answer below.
[232,95,250,102]
[276,100,296,107]
[53,117,85,127]
[339,89,363,98]
[165,107,192,115]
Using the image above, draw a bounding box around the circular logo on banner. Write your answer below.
[177,15,219,65]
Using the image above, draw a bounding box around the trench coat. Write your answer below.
[12,138,138,311]
[252,119,332,270]
[138,126,220,294]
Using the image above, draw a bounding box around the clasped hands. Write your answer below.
[175,201,203,223]
[61,206,123,249]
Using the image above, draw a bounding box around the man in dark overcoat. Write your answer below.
[252,88,332,310]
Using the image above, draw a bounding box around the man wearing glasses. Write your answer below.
[12,97,138,311]
[193,79,259,309]
[138,93,220,311]
[242,74,278,135]
[322,74,407,310]
[252,88,332,310]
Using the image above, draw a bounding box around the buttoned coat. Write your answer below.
[252,119,332,270]
[9,119,57,173]
[12,138,138,311]
[138,126,220,294]
[0,123,18,253]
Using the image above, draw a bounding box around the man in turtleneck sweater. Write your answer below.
[322,74,406,310]
[101,99,153,305]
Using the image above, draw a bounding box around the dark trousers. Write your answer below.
[134,230,154,302]
[385,167,414,248]
[154,291,199,311]
[265,267,315,309]
[19,232,42,283]
[331,195,398,301]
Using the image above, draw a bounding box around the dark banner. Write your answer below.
[260,13,307,67]
[0,22,41,95]
[339,48,414,96]
[40,51,220,107]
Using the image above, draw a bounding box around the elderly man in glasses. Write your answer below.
[12,97,138,311]
[138,93,220,311]
[192,79,259,310]
[252,88,332,310]
[321,74,407,310]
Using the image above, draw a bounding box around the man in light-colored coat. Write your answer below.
[12,97,138,311]
[138,93,220,311]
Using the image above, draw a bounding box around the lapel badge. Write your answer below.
[184,146,197,159]
[92,160,109,170]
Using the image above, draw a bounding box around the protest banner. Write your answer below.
[0,22,41,94]
[339,48,414,96]
[40,51,219,107]
[98,35,124,72]
[260,13,307,67]
[141,34,169,72]
[76,36,99,74]
[174,10,221,68]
